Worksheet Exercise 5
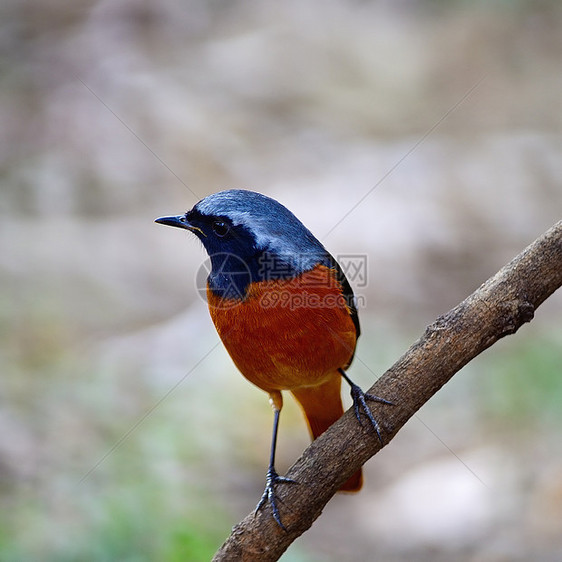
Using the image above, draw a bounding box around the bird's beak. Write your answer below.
[154,215,205,236]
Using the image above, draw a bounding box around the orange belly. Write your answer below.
[207,264,357,393]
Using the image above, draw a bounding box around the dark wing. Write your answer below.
[324,252,361,340]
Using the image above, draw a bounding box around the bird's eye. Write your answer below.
[212,220,230,237]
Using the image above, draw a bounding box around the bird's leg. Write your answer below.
[339,368,393,444]
[255,392,296,530]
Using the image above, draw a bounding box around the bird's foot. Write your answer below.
[349,382,393,443]
[255,467,296,531]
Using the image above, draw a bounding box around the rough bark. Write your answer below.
[212,220,562,562]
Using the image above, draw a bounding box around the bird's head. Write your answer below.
[155,189,328,299]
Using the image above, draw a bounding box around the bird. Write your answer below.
[155,189,390,529]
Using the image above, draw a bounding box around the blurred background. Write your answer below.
[1,0,562,560]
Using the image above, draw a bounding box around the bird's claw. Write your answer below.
[255,467,296,531]
[349,382,393,444]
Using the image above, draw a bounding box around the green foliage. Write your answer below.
[165,525,221,562]
[0,490,225,562]
[68,506,222,562]
[480,335,562,424]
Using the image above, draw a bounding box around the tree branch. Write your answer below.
[212,220,562,562]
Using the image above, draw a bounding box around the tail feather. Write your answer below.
[291,374,363,492]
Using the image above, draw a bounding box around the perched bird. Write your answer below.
[155,189,390,528]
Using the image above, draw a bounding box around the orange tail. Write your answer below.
[291,374,362,492]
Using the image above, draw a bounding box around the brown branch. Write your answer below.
[212,220,562,562]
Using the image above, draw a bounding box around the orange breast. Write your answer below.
[207,264,357,393]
